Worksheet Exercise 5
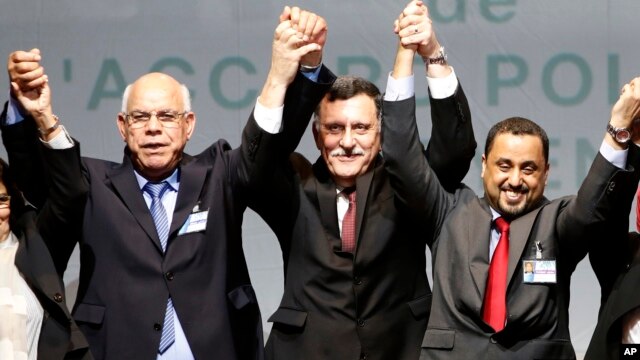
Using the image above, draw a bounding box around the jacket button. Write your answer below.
[165,272,174,281]
[357,318,366,327]
[490,336,497,344]
[53,293,64,303]
[154,323,162,331]
[354,276,362,285]
[607,182,616,192]
[626,263,632,271]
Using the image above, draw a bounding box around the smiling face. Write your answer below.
[313,93,381,188]
[481,133,549,219]
[117,73,195,181]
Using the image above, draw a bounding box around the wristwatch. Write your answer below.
[606,123,632,144]
[423,46,447,65]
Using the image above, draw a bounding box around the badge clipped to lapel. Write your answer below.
[522,241,557,284]
[178,202,209,235]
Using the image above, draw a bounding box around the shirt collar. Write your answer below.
[489,207,501,222]
[134,168,180,193]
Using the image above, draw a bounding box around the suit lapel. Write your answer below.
[312,160,340,242]
[468,198,493,299]
[170,155,208,236]
[507,205,543,284]
[108,156,163,252]
[354,164,375,251]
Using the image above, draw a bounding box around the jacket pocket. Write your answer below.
[422,328,455,350]
[227,284,258,310]
[407,293,432,319]
[268,307,308,328]
[73,303,105,325]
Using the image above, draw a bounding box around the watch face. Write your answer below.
[617,129,632,143]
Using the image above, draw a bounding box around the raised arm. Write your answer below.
[586,79,640,305]
[391,1,476,192]
[559,77,640,269]
[382,3,459,239]
[1,49,52,207]
[236,7,335,238]
[239,6,333,172]
[3,50,87,274]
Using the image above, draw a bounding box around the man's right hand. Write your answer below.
[8,49,46,94]
[7,49,58,138]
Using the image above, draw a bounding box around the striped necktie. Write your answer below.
[143,182,175,353]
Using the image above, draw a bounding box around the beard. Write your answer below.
[496,185,531,219]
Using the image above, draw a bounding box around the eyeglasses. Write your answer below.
[124,110,186,129]
[0,194,11,208]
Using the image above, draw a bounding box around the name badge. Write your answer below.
[178,208,209,235]
[522,259,557,284]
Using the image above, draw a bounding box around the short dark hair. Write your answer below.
[484,117,549,163]
[314,76,382,126]
[0,158,26,229]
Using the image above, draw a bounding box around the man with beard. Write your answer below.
[381,78,640,359]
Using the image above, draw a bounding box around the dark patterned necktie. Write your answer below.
[342,188,356,253]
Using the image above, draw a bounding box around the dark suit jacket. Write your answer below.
[381,97,640,360]
[1,72,332,360]
[586,232,640,359]
[249,85,475,360]
[585,146,640,360]
[5,136,91,359]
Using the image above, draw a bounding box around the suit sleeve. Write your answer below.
[382,95,455,246]
[34,141,88,275]
[1,102,87,275]
[1,102,49,208]
[559,145,640,272]
[235,69,335,230]
[587,146,640,310]
[425,83,476,192]
[238,67,336,185]
[239,67,335,186]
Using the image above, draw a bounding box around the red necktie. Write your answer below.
[483,217,510,332]
[341,189,357,253]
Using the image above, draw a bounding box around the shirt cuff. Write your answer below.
[300,66,321,82]
[384,73,415,101]
[254,98,284,134]
[426,67,459,99]
[5,92,26,125]
[599,140,627,169]
[39,125,74,149]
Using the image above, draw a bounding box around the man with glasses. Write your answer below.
[2,6,334,359]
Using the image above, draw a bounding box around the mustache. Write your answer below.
[330,147,365,157]
[501,184,529,193]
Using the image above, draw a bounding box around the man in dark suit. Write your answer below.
[382,64,640,359]
[3,6,333,359]
[251,2,476,359]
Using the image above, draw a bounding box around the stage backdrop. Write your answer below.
[2,1,639,357]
